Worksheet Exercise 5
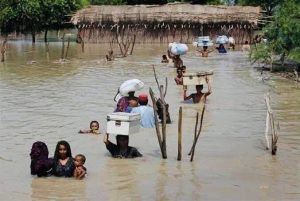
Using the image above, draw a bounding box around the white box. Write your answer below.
[106,112,141,135]
[183,71,213,86]
[198,36,210,42]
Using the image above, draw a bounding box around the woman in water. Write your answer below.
[53,140,75,177]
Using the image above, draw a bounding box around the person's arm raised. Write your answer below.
[184,88,192,101]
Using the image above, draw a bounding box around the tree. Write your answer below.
[250,0,300,70]
[238,0,281,16]
[0,0,87,43]
[264,0,300,65]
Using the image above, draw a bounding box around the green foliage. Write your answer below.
[0,0,86,39]
[250,43,274,65]
[238,0,281,15]
[251,0,300,66]
[288,47,300,63]
[263,0,300,59]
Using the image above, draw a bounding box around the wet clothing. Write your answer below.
[217,46,227,53]
[115,97,129,112]
[131,105,155,128]
[115,96,138,112]
[53,157,75,177]
[106,141,142,158]
[30,141,54,177]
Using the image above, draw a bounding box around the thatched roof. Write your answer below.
[71,3,262,26]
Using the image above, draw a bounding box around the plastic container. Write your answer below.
[197,36,213,46]
[183,71,213,86]
[106,112,141,135]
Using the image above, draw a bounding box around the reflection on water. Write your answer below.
[31,178,86,201]
[0,41,299,200]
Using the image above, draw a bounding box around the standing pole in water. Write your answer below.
[190,102,206,162]
[160,85,167,159]
[149,88,164,157]
[61,34,65,60]
[189,112,199,155]
[265,93,278,155]
[264,110,270,150]
[65,37,71,59]
[177,107,182,161]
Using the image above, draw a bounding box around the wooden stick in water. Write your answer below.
[1,39,7,62]
[152,65,160,91]
[265,93,278,155]
[190,103,206,162]
[164,77,168,98]
[160,85,167,159]
[149,88,164,157]
[177,106,182,161]
[61,34,65,60]
[188,112,199,155]
[64,37,70,59]
[264,111,270,150]
[129,34,136,55]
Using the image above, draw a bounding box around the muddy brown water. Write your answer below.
[0,41,299,201]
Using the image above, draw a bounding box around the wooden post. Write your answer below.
[149,88,164,157]
[61,34,65,60]
[129,34,136,55]
[188,112,199,155]
[64,37,70,59]
[1,39,7,62]
[160,85,167,159]
[264,111,270,150]
[177,106,182,161]
[265,93,278,155]
[190,102,206,162]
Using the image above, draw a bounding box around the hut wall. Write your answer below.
[77,22,253,44]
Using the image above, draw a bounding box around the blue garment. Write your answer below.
[131,105,155,128]
[217,47,227,53]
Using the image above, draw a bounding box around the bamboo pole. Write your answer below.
[152,65,160,92]
[190,102,206,162]
[129,34,136,55]
[188,112,199,155]
[1,39,7,62]
[177,106,182,161]
[64,37,70,59]
[61,34,65,60]
[163,77,168,98]
[149,88,164,157]
[160,85,167,159]
[265,93,278,155]
[264,111,270,150]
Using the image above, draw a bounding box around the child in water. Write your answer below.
[73,154,87,179]
[184,77,212,103]
[79,121,100,134]
[174,68,183,85]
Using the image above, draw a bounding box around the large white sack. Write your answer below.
[119,79,144,96]
[216,35,229,44]
[170,43,188,55]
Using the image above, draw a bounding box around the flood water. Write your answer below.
[0,41,299,201]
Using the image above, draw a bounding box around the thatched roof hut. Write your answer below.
[71,3,262,44]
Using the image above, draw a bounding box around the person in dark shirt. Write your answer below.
[103,134,142,158]
[53,140,75,177]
